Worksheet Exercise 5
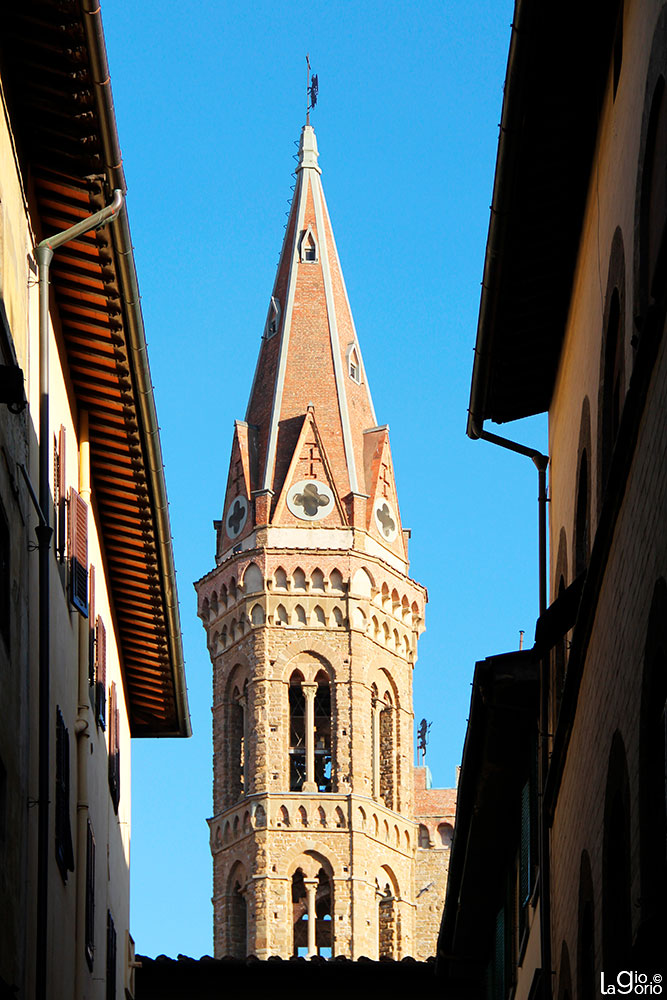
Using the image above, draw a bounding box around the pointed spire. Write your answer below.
[219,125,407,561]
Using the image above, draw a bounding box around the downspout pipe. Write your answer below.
[468,415,552,997]
[33,189,123,1000]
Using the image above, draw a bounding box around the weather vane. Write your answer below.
[417,718,432,766]
[306,54,318,124]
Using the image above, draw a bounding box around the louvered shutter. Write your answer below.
[55,708,74,881]
[57,425,66,560]
[69,488,88,616]
[108,682,120,813]
[106,912,117,1000]
[493,907,506,1000]
[96,616,106,729]
[88,565,96,690]
[85,820,95,970]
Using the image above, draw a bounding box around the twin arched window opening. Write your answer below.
[289,671,332,793]
[292,867,332,957]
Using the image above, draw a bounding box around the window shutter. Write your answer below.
[96,616,106,729]
[57,425,66,560]
[493,906,506,1000]
[108,682,120,813]
[85,820,95,970]
[69,488,88,616]
[106,911,117,1000]
[55,708,74,881]
[88,565,96,690]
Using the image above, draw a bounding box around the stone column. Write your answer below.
[304,878,318,957]
[303,683,318,793]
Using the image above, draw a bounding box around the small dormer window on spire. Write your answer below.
[265,296,281,340]
[299,226,318,263]
[346,344,362,384]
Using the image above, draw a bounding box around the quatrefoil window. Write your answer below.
[374,500,398,542]
[286,480,334,522]
[225,495,248,539]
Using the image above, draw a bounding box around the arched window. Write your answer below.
[348,345,361,383]
[311,568,325,592]
[265,295,281,339]
[577,852,596,1000]
[557,941,573,1000]
[293,567,307,591]
[602,733,632,975]
[438,822,454,848]
[639,579,667,955]
[294,604,307,626]
[292,866,333,957]
[228,864,247,958]
[600,287,624,495]
[378,870,399,959]
[229,681,247,801]
[639,75,667,312]
[299,226,318,263]
[418,824,430,848]
[574,448,589,577]
[250,603,265,626]
[243,562,263,595]
[274,567,287,590]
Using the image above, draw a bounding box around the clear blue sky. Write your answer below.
[101,0,546,958]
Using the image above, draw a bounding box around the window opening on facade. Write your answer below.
[265,296,281,339]
[348,346,361,383]
[85,819,95,970]
[229,873,247,958]
[378,883,396,958]
[300,226,318,263]
[55,706,74,882]
[314,673,332,793]
[292,867,332,957]
[230,683,246,799]
[574,449,589,577]
[289,675,306,791]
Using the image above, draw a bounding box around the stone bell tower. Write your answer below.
[196,123,450,961]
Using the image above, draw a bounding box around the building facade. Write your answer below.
[196,123,454,960]
[439,0,667,995]
[0,4,190,998]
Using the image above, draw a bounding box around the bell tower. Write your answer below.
[196,123,442,960]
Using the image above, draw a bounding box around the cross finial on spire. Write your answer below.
[306,54,318,125]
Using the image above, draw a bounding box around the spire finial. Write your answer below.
[306,54,318,125]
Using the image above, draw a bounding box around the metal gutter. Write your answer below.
[467,1,526,439]
[80,0,191,737]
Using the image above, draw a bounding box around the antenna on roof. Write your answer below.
[306,54,318,124]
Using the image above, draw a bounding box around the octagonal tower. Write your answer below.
[195,123,446,960]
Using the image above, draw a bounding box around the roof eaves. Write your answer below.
[80,0,191,737]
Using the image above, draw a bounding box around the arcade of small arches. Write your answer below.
[198,563,423,630]
[199,562,420,659]
[221,852,405,960]
[417,821,454,850]
[210,797,415,855]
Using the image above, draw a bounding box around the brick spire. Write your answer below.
[219,124,407,562]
